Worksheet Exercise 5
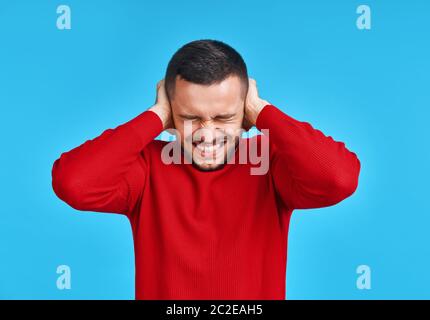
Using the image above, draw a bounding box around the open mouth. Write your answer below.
[192,138,227,157]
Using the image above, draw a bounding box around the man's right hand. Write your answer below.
[149,79,173,130]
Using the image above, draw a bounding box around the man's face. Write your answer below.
[170,75,246,171]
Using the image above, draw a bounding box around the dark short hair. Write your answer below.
[165,39,248,100]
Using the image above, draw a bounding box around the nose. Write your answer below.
[194,126,217,144]
[198,119,216,129]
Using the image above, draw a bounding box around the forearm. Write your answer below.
[51,108,163,211]
[256,105,360,208]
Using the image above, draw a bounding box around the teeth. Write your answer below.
[195,142,224,153]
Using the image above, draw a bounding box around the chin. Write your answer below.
[192,161,226,171]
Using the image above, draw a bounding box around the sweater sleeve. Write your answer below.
[51,110,163,217]
[255,104,361,210]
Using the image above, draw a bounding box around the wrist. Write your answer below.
[247,99,270,125]
[148,104,171,130]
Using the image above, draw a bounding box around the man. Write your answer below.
[52,39,360,300]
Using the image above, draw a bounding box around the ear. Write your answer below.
[242,114,253,132]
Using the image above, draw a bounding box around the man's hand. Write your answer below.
[243,78,270,131]
[149,79,173,130]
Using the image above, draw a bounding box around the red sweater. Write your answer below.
[51,104,360,300]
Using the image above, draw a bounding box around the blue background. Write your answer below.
[0,0,429,299]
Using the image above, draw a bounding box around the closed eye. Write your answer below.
[214,114,236,121]
[179,115,199,121]
[178,114,236,121]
